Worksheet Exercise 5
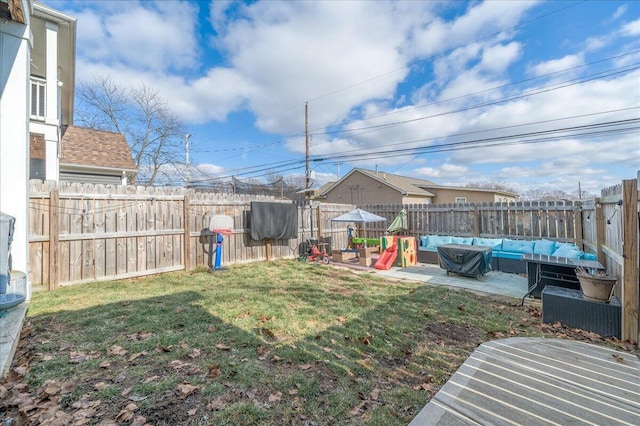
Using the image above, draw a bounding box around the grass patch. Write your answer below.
[1,260,622,425]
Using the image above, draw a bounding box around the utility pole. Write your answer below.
[305,102,310,190]
[335,162,343,179]
[185,133,191,188]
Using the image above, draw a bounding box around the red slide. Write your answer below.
[374,245,397,270]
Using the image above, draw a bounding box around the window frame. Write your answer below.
[30,77,46,121]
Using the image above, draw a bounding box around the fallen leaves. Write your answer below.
[208,364,222,380]
[107,345,127,356]
[175,383,199,399]
[215,343,231,351]
[188,348,201,359]
[115,402,138,423]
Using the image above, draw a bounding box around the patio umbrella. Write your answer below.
[387,208,407,234]
[331,208,386,242]
[331,208,386,224]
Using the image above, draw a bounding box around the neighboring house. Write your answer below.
[59,125,136,185]
[315,168,518,205]
[28,1,76,182]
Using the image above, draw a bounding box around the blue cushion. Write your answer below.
[552,244,583,259]
[472,238,503,250]
[533,239,556,256]
[450,236,473,245]
[582,253,597,261]
[420,236,428,247]
[493,251,523,260]
[501,239,535,254]
[424,235,452,249]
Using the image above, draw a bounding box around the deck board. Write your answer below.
[410,338,640,425]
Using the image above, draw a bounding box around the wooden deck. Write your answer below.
[410,337,640,425]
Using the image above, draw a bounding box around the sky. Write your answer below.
[44,0,640,197]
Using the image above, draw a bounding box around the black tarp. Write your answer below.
[250,202,298,241]
[437,244,492,277]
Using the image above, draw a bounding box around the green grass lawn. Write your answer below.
[2,260,622,425]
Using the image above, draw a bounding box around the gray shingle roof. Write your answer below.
[354,168,437,196]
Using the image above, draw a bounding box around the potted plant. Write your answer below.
[575,266,617,302]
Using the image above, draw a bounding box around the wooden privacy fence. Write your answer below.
[28,182,587,292]
[581,177,638,343]
[28,181,356,291]
[358,201,580,242]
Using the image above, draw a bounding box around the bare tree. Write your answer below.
[75,75,186,186]
[466,180,516,193]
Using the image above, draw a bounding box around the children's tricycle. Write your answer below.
[301,239,330,264]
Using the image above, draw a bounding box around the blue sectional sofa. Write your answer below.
[417,235,596,274]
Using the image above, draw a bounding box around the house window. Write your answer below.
[455,197,467,204]
[30,77,46,120]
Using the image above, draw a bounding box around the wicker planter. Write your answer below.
[576,271,617,302]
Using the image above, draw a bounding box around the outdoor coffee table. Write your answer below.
[520,253,604,306]
[437,244,492,279]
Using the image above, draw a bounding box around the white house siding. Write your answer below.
[0,3,32,296]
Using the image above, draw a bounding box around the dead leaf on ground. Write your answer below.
[175,307,183,314]
[272,355,282,362]
[41,380,60,396]
[288,389,298,395]
[188,408,197,416]
[131,416,147,426]
[188,348,201,359]
[208,364,222,380]
[613,354,626,363]
[457,305,466,312]
[99,361,111,368]
[128,331,153,341]
[323,347,332,353]
[268,391,282,402]
[175,383,199,399]
[121,301,131,306]
[69,351,88,364]
[261,328,276,338]
[94,382,109,391]
[72,398,102,410]
[338,316,348,322]
[59,341,73,351]
[114,403,138,423]
[107,345,127,356]
[299,364,312,370]
[128,351,147,362]
[215,344,231,351]
[350,400,367,416]
[370,388,380,401]
[143,375,160,384]
[60,381,77,395]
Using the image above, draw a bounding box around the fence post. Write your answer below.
[49,188,59,291]
[472,204,480,236]
[621,179,638,344]
[183,195,191,272]
[574,204,584,250]
[595,198,605,264]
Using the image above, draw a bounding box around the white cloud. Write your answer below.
[610,4,628,22]
[530,54,584,77]
[74,1,200,73]
[620,18,640,36]
[414,164,469,179]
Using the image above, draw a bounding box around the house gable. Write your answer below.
[318,168,518,205]
[59,125,136,184]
